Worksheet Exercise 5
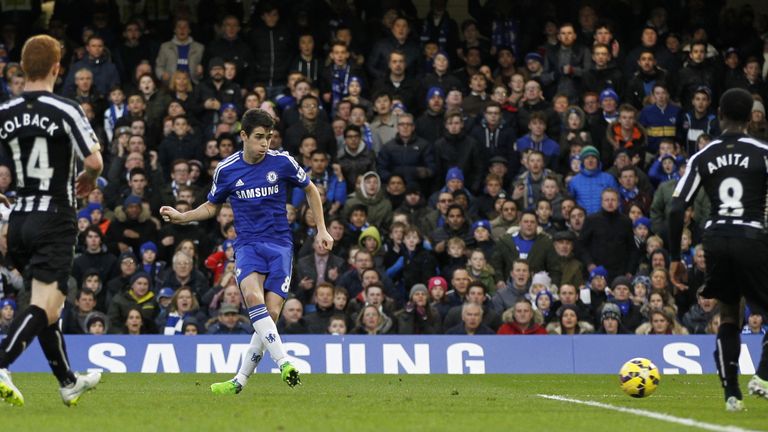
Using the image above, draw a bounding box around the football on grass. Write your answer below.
[619,357,661,398]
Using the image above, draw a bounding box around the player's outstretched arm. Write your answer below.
[304,182,333,250]
[160,200,220,224]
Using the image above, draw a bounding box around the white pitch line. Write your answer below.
[537,394,763,432]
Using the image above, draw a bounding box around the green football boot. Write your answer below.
[210,379,243,395]
[280,362,301,388]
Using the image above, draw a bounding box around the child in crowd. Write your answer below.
[440,237,467,277]
[742,311,768,335]
[328,314,348,335]
[466,249,495,295]
[535,289,555,323]
[468,220,494,259]
[103,85,126,141]
[0,298,15,335]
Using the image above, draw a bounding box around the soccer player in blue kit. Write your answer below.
[160,109,333,392]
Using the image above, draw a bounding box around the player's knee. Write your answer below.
[244,291,265,306]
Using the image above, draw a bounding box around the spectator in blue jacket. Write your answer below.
[638,83,680,154]
[568,146,619,214]
[514,111,560,172]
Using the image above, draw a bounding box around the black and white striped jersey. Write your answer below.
[672,131,768,235]
[0,91,100,212]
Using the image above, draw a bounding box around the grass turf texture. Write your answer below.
[2,373,766,431]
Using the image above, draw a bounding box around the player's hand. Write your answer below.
[75,172,97,198]
[0,193,10,208]
[316,229,334,251]
[160,206,185,224]
[669,260,689,292]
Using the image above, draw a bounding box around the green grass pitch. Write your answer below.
[2,373,766,431]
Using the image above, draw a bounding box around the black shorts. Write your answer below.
[701,233,768,312]
[7,210,76,294]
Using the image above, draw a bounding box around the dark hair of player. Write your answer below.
[718,88,753,127]
[241,109,276,136]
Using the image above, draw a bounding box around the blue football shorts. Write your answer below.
[234,241,293,299]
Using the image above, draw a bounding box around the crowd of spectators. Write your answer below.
[0,0,768,337]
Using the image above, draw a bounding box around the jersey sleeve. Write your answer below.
[672,154,702,205]
[282,153,310,188]
[207,162,232,204]
[63,101,100,160]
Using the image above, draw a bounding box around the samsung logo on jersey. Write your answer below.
[707,153,749,174]
[0,113,59,139]
[235,185,279,199]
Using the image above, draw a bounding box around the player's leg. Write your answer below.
[212,274,289,394]
[748,316,768,399]
[740,239,768,400]
[228,291,285,388]
[240,273,290,365]
[0,288,48,406]
[703,236,744,411]
[265,290,300,387]
[36,215,101,405]
[0,215,48,406]
[716,301,744,410]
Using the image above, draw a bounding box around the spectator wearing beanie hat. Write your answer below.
[568,145,619,214]
[428,276,452,320]
[428,167,476,208]
[552,230,585,288]
[395,284,442,335]
[583,265,609,314]
[104,194,159,257]
[608,276,643,332]
[0,298,16,334]
[140,241,165,285]
[107,271,159,334]
[105,251,139,304]
[415,86,447,143]
[84,311,109,335]
[468,219,495,260]
[596,302,629,334]
[749,100,768,141]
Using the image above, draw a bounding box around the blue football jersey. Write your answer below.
[208,150,309,246]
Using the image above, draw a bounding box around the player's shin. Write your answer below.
[234,332,265,386]
[0,306,48,368]
[38,323,77,387]
[248,304,288,366]
[715,322,743,400]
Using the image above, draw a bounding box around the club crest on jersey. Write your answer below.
[267,171,278,183]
